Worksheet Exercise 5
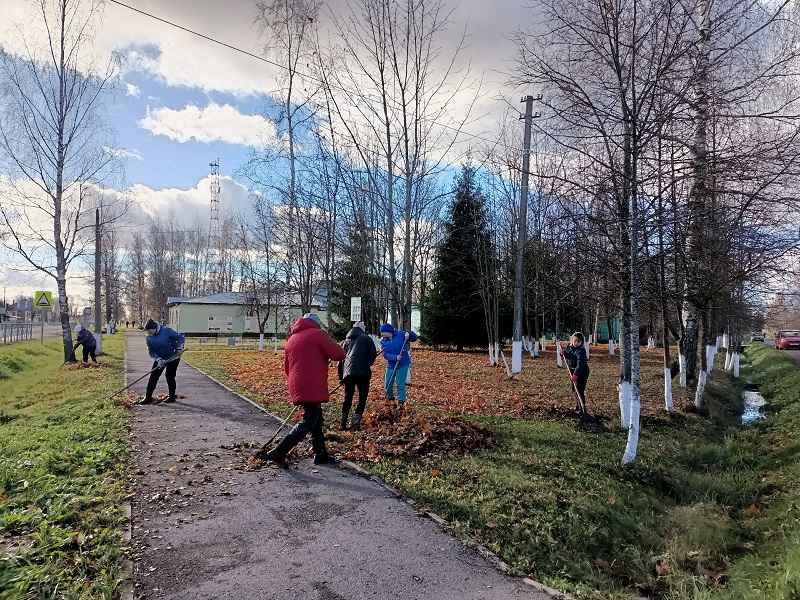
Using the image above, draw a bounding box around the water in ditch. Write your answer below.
[742,390,766,425]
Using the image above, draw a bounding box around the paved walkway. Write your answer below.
[126,329,553,600]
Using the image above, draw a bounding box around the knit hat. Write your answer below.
[380,323,394,334]
[144,319,158,331]
[302,313,321,326]
[353,321,366,331]
[74,325,82,333]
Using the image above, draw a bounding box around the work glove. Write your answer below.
[156,358,166,368]
[176,348,184,356]
[404,331,410,340]
[571,374,578,381]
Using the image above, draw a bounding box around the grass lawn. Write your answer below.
[183,341,797,600]
[0,333,128,600]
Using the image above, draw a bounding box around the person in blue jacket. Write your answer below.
[379,323,418,409]
[73,325,97,363]
[139,318,185,405]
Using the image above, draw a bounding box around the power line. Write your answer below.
[107,0,513,155]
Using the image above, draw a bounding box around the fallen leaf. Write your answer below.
[167,466,180,474]
[608,496,616,504]
[747,504,760,516]
[430,469,443,477]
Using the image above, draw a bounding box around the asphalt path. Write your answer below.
[125,329,553,600]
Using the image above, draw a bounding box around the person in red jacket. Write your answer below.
[267,313,346,467]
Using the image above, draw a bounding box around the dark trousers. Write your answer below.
[272,403,326,459]
[342,374,371,416]
[82,346,97,362]
[146,359,180,398]
[572,374,589,408]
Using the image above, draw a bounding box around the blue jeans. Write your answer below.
[385,365,409,403]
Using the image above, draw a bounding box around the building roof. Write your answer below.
[169,290,327,309]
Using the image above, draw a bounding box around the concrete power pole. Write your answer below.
[512,96,536,374]
[94,208,103,353]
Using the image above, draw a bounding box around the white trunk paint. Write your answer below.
[259,333,264,351]
[694,370,707,408]
[679,354,687,387]
[621,390,640,464]
[664,367,674,412]
[512,341,522,373]
[541,337,546,351]
[609,339,615,356]
[707,345,716,373]
[716,335,722,349]
[733,354,740,377]
[585,342,590,360]
[500,351,513,379]
[647,336,656,349]
[724,347,732,370]
[556,344,564,368]
[274,337,278,354]
[619,380,631,430]
[533,341,540,357]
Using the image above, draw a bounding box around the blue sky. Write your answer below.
[0,0,528,303]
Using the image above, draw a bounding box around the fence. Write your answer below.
[0,323,40,345]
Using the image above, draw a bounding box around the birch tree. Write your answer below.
[0,0,121,360]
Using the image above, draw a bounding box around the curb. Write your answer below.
[184,358,574,600]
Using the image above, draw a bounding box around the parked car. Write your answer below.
[775,330,800,349]
[751,331,765,342]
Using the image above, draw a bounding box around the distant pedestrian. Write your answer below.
[267,313,346,466]
[139,319,185,405]
[126,320,130,328]
[337,321,378,431]
[561,332,590,411]
[380,323,418,409]
[73,325,97,363]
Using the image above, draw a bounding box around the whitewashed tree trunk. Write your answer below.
[679,353,687,387]
[619,380,631,430]
[512,341,522,373]
[724,347,732,370]
[647,336,656,349]
[733,354,740,377]
[500,351,513,379]
[541,337,547,351]
[694,370,707,408]
[556,343,564,368]
[259,333,264,351]
[533,341,540,357]
[585,342,590,360]
[609,339,615,356]
[706,345,716,373]
[716,335,722,349]
[722,332,729,348]
[664,367,674,412]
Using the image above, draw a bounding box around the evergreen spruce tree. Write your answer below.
[422,166,491,350]
[329,221,383,340]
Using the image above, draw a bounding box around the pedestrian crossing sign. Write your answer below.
[34,291,52,308]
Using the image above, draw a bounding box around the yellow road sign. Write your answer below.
[34,291,52,308]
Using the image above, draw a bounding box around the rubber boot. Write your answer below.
[350,413,362,431]
[340,411,349,430]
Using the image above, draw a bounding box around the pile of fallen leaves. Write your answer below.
[327,401,493,463]
[66,361,105,370]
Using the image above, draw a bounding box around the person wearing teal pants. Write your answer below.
[379,323,418,409]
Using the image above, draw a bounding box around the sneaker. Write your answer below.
[138,396,154,405]
[397,402,405,411]
[313,452,337,465]
[265,450,288,468]
[163,396,176,404]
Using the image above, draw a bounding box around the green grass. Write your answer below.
[0,335,128,600]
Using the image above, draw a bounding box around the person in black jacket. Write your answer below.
[73,326,97,363]
[337,321,378,431]
[561,332,590,411]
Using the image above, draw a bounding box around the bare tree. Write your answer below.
[0,0,122,359]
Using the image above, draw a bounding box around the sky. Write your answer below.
[0,0,532,307]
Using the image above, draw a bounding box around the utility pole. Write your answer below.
[94,208,103,353]
[512,95,537,373]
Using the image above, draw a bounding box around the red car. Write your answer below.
[776,330,800,350]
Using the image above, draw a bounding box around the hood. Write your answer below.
[346,327,365,340]
[292,317,321,334]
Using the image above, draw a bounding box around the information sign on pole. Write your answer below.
[350,297,362,322]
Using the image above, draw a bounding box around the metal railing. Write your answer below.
[0,323,38,345]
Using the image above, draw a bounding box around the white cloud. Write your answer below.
[128,175,252,226]
[103,146,143,161]
[139,103,280,147]
[125,82,141,97]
